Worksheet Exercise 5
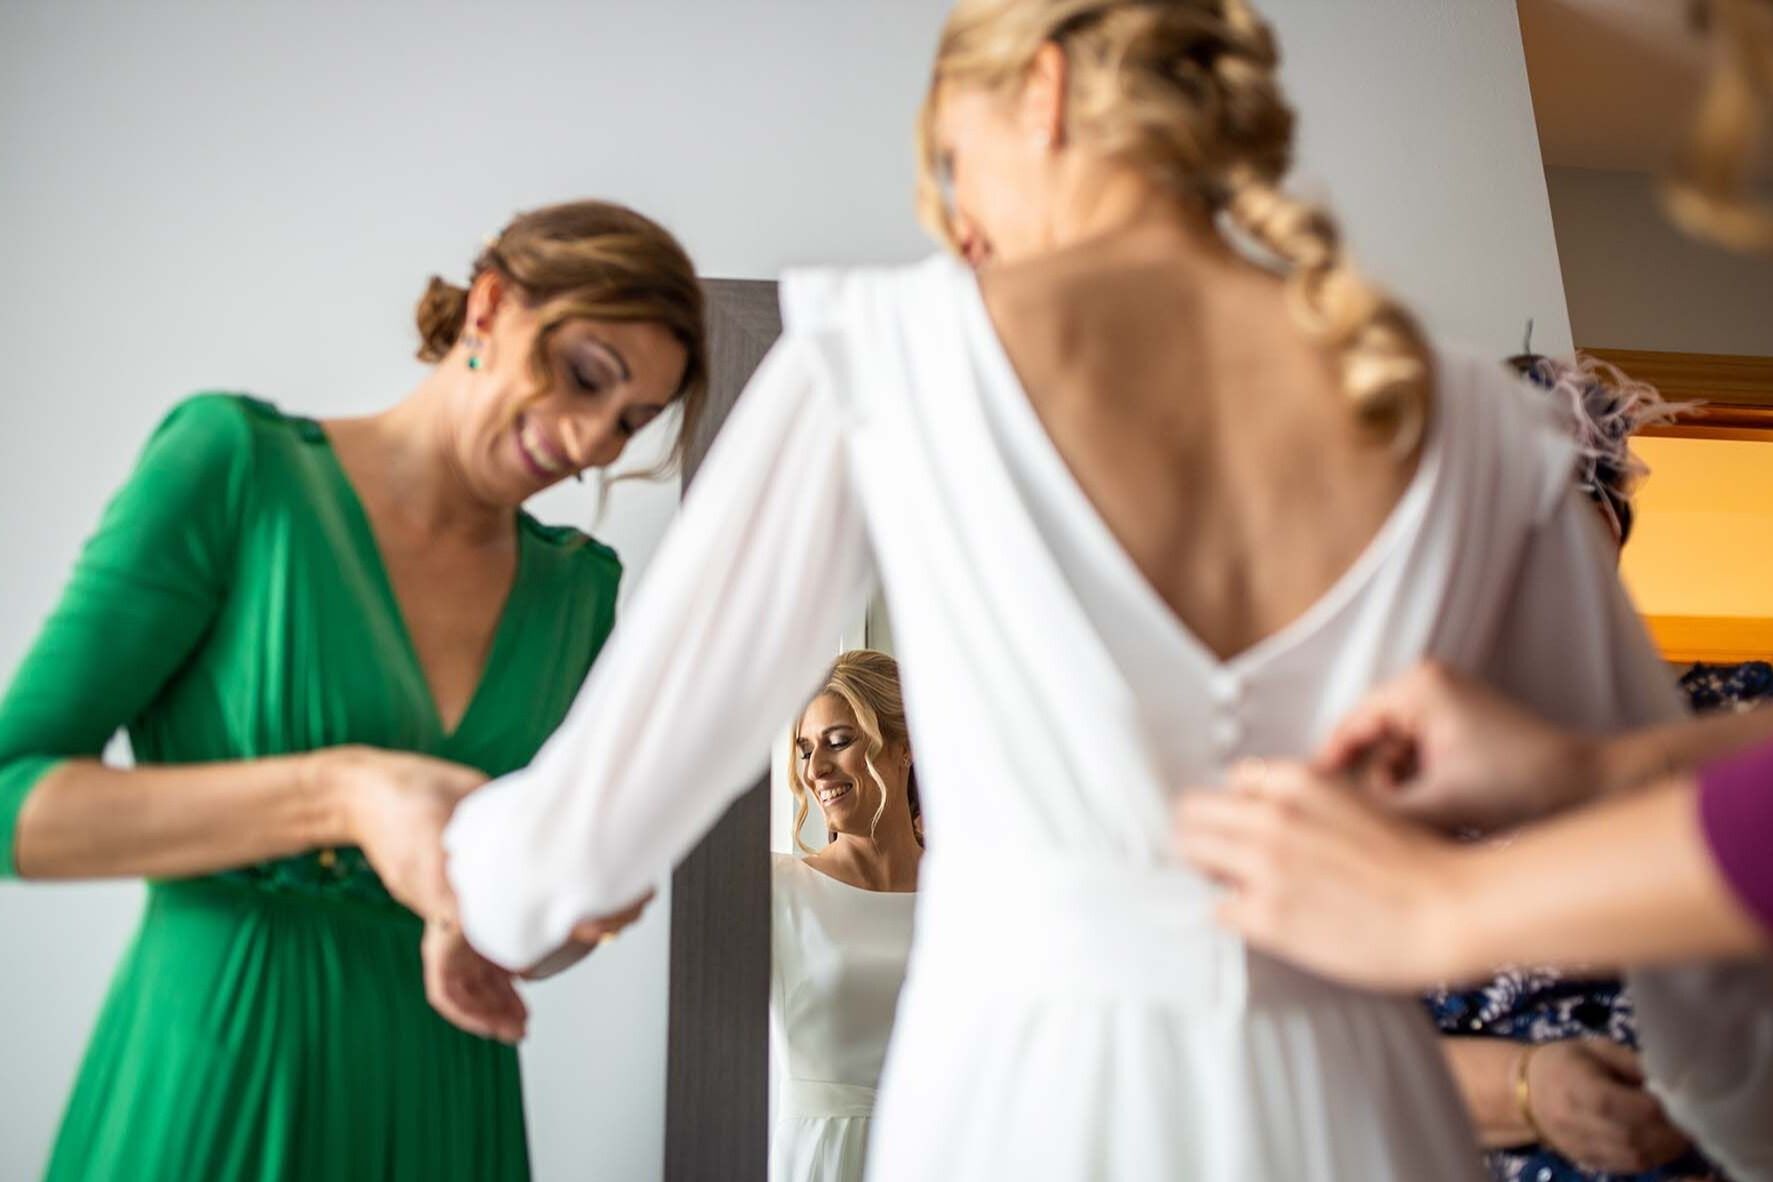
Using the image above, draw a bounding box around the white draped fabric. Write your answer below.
[447,254,1693,1180]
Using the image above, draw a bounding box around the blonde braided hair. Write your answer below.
[917,0,1431,448]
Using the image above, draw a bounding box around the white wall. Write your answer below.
[1267,0,1573,356]
[0,1,1564,1178]
[1546,165,1773,355]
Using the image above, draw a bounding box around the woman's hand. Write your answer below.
[1523,1039,1693,1173]
[1315,661,1598,832]
[1175,759,1473,989]
[519,890,658,981]
[423,917,529,1043]
[312,746,487,921]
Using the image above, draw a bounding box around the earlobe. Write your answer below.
[469,270,507,328]
[1023,41,1069,151]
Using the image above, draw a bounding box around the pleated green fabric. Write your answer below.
[0,394,621,1181]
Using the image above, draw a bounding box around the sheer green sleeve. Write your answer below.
[0,394,252,876]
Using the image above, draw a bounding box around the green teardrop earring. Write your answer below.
[467,353,483,371]
[463,330,484,371]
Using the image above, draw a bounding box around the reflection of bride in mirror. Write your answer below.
[772,650,920,1182]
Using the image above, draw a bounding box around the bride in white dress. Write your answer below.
[772,651,919,1182]
[441,2,1683,1177]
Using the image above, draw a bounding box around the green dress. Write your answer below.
[0,394,622,1181]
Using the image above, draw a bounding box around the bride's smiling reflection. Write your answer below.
[771,651,920,1182]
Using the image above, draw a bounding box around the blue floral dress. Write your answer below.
[1425,661,1772,1182]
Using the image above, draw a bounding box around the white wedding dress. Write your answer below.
[769,855,915,1182]
[445,254,1684,1180]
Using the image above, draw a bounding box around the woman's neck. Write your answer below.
[812,823,922,892]
[1044,159,1225,262]
[335,371,512,545]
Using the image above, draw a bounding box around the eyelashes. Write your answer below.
[796,736,855,761]
[568,363,662,439]
[570,365,607,395]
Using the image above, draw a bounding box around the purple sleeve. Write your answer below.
[1698,741,1773,933]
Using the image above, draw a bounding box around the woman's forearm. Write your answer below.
[1594,704,1773,798]
[1445,777,1765,980]
[12,752,349,880]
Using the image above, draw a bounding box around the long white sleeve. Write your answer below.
[1482,486,1773,1180]
[444,332,875,969]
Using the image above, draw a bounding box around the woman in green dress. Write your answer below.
[0,200,706,1181]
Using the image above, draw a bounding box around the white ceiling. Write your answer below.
[1518,0,1725,173]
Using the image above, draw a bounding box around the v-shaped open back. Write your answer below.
[960,268,1444,677]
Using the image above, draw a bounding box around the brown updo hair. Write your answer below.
[916,0,1432,449]
[414,200,709,474]
[788,650,922,855]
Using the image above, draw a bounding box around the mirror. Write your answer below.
[767,597,919,1182]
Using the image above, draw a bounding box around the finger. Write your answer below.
[431,992,495,1040]
[1345,733,1421,798]
[1568,1078,1681,1171]
[1317,695,1420,775]
[1586,1076,1671,1128]
[1578,1038,1646,1085]
[448,947,526,1043]
[1628,1121,1693,1170]
[1175,825,1254,889]
[1179,786,1379,889]
[422,922,497,1038]
[1317,661,1464,774]
[1228,762,1401,845]
[569,921,633,947]
[567,887,658,945]
[1314,709,1398,773]
[1213,886,1408,992]
[1573,1115,1688,1177]
[487,974,530,1042]
[428,965,498,1040]
[458,967,523,1045]
[1227,757,1272,796]
[570,909,642,944]
[1213,890,1271,946]
[1174,794,1285,888]
[459,966,517,1042]
[451,967,502,1034]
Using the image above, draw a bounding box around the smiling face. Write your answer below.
[452,273,687,507]
[794,692,911,840]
